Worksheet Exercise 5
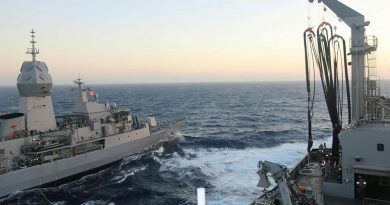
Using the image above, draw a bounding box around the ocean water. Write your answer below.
[0,82,353,204]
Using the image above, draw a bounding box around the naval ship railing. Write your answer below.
[150,117,185,133]
[359,35,390,122]
[379,101,390,122]
[350,36,378,49]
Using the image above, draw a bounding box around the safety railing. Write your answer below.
[350,36,378,49]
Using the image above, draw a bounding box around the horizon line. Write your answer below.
[2,78,390,87]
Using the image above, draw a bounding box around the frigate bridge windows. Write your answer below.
[377,143,384,152]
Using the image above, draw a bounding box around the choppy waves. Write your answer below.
[0,82,335,204]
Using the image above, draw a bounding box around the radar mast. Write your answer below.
[26,29,39,61]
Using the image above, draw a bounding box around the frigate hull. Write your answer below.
[0,122,182,198]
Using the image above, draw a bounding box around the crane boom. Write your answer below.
[309,0,370,123]
[312,0,364,27]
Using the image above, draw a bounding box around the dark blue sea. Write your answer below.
[3,81,387,205]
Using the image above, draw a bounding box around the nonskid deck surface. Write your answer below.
[294,162,324,205]
[293,160,364,205]
[294,163,361,205]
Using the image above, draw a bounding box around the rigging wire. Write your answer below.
[307,1,312,28]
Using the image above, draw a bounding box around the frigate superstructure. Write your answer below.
[0,30,183,198]
[18,30,57,132]
[254,1,390,204]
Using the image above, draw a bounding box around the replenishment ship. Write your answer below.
[254,0,389,204]
[0,30,183,198]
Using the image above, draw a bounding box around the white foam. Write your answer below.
[52,202,66,205]
[111,165,147,184]
[159,137,332,204]
[80,200,109,205]
[152,144,165,156]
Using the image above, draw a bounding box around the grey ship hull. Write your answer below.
[0,121,183,198]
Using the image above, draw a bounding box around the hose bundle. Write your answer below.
[304,22,351,163]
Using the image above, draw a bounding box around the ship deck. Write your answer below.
[294,163,364,205]
[292,151,390,205]
[294,162,324,205]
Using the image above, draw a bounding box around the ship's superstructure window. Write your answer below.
[377,143,384,151]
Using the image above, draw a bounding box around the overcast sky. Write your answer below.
[1,0,389,85]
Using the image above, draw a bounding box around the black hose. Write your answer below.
[304,28,315,153]
[303,22,351,164]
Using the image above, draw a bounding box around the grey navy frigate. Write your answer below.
[0,30,183,198]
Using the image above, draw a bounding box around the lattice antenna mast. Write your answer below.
[26,29,39,61]
[74,77,84,90]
